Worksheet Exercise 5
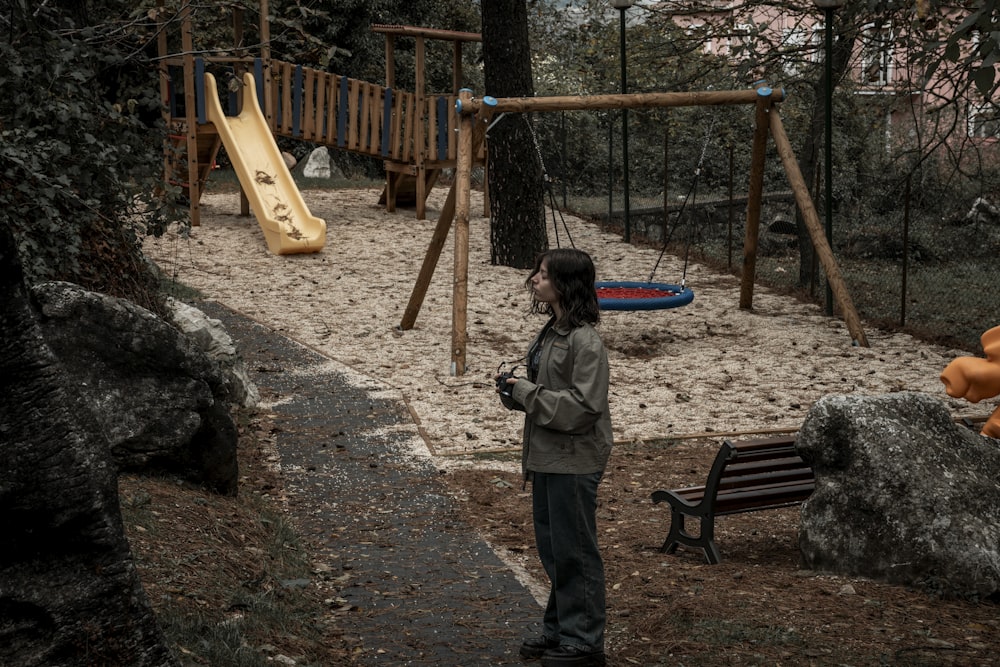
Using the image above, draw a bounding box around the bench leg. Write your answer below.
[660,509,723,565]
[698,515,723,565]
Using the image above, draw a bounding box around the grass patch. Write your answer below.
[157,275,204,302]
[119,409,347,666]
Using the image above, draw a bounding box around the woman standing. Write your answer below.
[497,248,613,667]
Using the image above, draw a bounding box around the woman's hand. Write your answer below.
[493,373,518,393]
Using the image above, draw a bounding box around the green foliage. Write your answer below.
[251,0,482,94]
[0,1,181,311]
[528,1,1000,234]
[268,0,482,177]
[527,2,768,201]
[0,0,485,301]
[930,0,1000,98]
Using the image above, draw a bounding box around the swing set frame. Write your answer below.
[400,84,869,376]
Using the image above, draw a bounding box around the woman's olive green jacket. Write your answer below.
[510,321,613,476]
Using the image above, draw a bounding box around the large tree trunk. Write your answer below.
[481,0,547,269]
[0,226,177,666]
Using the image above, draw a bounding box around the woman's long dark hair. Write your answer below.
[526,248,600,328]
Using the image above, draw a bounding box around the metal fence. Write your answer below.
[534,109,999,354]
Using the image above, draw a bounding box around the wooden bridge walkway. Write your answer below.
[165,56,475,225]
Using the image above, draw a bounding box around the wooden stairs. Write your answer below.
[165,123,222,202]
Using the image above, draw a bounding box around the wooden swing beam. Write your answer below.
[401,85,868,376]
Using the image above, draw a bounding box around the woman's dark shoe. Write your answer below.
[519,635,559,660]
[540,645,607,667]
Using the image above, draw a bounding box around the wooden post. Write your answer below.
[451,89,475,376]
[740,85,773,310]
[259,0,273,129]
[400,97,493,332]
[385,34,396,88]
[383,33,397,210]
[233,7,244,51]
[415,36,427,220]
[399,182,459,331]
[234,6,250,217]
[769,108,869,347]
[453,41,463,93]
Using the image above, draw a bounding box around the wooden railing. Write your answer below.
[181,57,461,165]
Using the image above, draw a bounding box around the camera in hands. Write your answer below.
[495,365,520,398]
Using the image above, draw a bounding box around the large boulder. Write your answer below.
[166,297,260,409]
[32,282,238,495]
[797,392,1000,599]
[0,229,177,666]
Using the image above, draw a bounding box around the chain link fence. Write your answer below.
[533,109,999,354]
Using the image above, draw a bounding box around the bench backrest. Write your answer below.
[679,435,812,514]
[723,436,812,510]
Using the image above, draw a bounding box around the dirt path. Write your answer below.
[199,301,543,665]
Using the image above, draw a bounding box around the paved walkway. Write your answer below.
[201,302,541,665]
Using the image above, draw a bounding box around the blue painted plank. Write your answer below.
[338,77,349,148]
[292,65,303,137]
[436,96,448,160]
[381,88,393,157]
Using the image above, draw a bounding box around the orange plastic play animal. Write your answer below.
[941,325,1000,438]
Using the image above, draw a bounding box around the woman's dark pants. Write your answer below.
[531,471,606,652]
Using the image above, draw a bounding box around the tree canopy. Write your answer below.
[0,0,175,310]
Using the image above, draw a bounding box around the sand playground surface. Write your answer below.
[144,186,987,458]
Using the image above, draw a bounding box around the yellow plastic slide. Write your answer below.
[203,72,326,255]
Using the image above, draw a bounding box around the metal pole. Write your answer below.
[901,175,910,327]
[561,111,568,209]
[608,120,613,225]
[620,6,631,243]
[824,6,834,316]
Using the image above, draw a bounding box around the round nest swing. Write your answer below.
[595,280,695,311]
[525,112,708,314]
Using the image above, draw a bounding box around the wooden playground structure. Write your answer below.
[155,0,482,226]
[153,1,869,373]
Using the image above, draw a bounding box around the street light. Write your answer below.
[613,0,634,243]
[814,0,844,316]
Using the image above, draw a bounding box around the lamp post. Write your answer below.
[613,0,634,243]
[814,0,844,316]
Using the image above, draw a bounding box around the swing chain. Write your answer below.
[648,116,717,285]
[693,119,714,176]
[525,114,575,249]
[526,116,551,183]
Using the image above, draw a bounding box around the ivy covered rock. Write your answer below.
[32,281,239,496]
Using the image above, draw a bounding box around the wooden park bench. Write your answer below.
[650,435,813,564]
